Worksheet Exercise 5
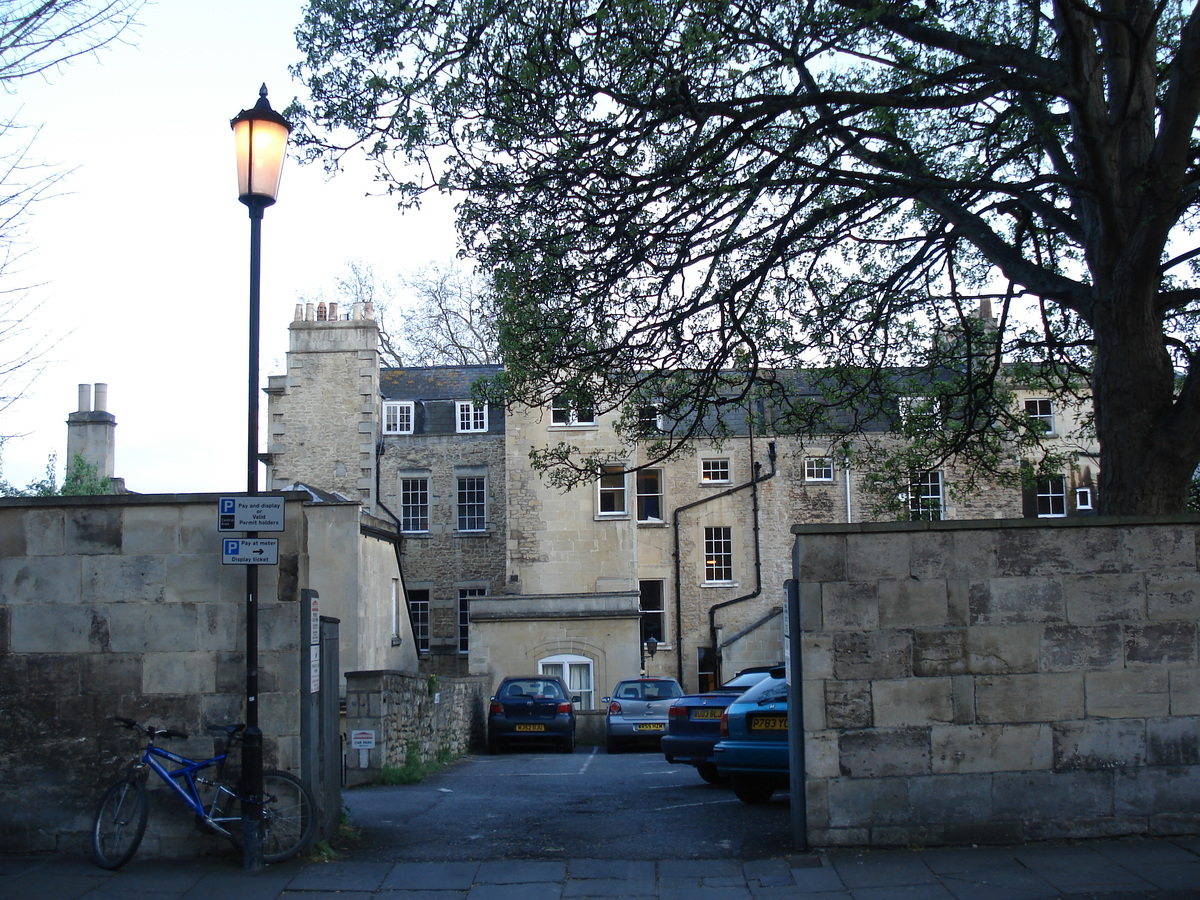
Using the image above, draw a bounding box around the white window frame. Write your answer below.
[639,579,666,646]
[597,465,628,517]
[539,653,594,709]
[1036,474,1068,517]
[899,395,943,430]
[908,471,944,521]
[551,396,596,426]
[636,468,664,523]
[701,458,731,484]
[804,457,834,482]
[382,400,415,435]
[456,400,488,433]
[457,475,487,532]
[703,526,734,584]
[399,476,430,533]
[638,401,666,433]
[1025,398,1057,436]
[1076,487,1093,511]
[390,578,402,642]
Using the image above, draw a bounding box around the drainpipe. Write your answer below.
[706,440,777,686]
[375,438,421,653]
[843,449,853,524]
[671,438,777,686]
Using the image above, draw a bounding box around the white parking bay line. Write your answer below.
[577,746,598,774]
[653,798,741,812]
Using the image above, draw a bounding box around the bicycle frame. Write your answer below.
[137,743,238,835]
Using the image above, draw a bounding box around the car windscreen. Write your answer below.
[615,680,682,701]
[719,672,770,691]
[503,680,565,699]
[740,676,787,705]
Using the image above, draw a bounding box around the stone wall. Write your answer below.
[795,516,1200,846]
[342,671,491,786]
[0,494,311,857]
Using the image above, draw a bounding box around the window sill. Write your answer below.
[595,514,630,521]
[702,581,739,589]
[637,520,668,528]
[456,530,491,537]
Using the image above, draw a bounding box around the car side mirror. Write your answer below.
[601,696,611,705]
[571,695,581,704]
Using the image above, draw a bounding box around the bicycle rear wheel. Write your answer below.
[221,770,316,863]
[91,775,148,869]
[261,771,316,862]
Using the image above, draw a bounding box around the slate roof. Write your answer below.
[380,365,502,401]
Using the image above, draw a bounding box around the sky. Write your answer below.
[0,0,458,493]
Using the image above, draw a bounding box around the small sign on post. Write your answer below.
[218,496,285,532]
[221,539,279,566]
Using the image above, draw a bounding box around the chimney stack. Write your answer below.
[66,383,117,478]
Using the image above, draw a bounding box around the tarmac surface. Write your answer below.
[3,836,1199,899]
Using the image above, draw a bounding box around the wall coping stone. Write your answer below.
[793,514,1200,535]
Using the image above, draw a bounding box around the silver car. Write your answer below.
[603,677,684,752]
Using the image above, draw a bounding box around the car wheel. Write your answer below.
[561,732,575,753]
[606,736,620,754]
[731,774,775,804]
[697,763,728,785]
[487,738,502,755]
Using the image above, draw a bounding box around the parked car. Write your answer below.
[487,675,578,754]
[713,666,789,803]
[661,666,779,783]
[603,677,684,753]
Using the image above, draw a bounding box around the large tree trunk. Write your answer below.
[1091,287,1200,515]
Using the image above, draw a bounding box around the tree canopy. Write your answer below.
[291,0,1200,514]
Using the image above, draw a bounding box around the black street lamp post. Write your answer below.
[230,84,290,871]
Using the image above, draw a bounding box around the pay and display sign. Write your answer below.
[218,497,285,532]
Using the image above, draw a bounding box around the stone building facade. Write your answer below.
[265,303,1099,702]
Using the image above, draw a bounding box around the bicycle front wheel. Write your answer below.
[91,775,148,869]
[222,770,316,863]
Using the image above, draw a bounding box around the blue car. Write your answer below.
[712,666,789,803]
[487,675,578,754]
[661,667,777,783]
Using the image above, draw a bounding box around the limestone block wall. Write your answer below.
[795,517,1200,846]
[342,671,490,786]
[0,494,310,857]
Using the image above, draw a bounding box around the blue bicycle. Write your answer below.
[91,716,315,869]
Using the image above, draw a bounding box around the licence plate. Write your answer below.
[634,723,664,732]
[750,715,787,731]
[515,724,544,732]
[691,708,722,719]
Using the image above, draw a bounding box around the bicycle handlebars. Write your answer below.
[112,715,247,745]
